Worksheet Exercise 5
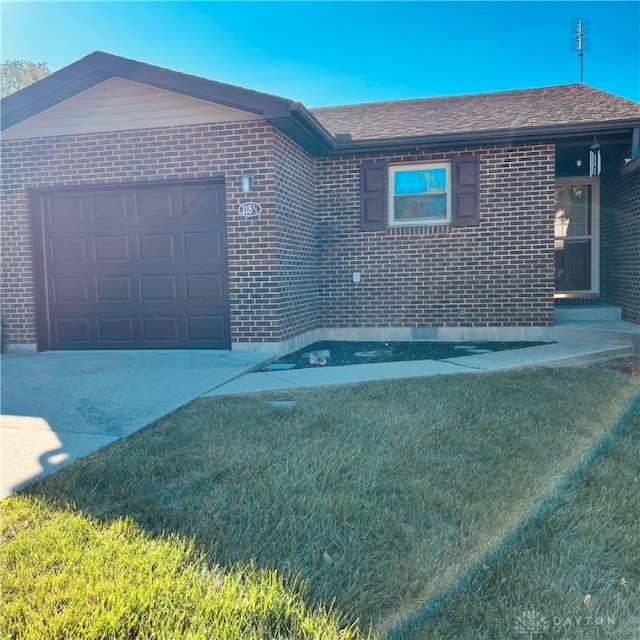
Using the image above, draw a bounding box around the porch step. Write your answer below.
[554,304,622,323]
[552,320,640,354]
[531,343,634,367]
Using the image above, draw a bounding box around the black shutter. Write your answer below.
[360,162,386,231]
[451,156,480,227]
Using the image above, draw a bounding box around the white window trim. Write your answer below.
[388,162,452,227]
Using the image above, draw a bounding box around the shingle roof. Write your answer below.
[2,51,639,156]
[310,84,640,141]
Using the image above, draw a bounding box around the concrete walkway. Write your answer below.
[205,340,632,396]
[1,350,272,499]
[0,339,633,499]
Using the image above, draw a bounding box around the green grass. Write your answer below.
[3,366,639,638]
[1,497,365,640]
[401,391,640,640]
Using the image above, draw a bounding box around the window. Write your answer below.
[389,163,451,226]
[359,157,478,232]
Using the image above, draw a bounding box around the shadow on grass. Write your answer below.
[20,368,640,638]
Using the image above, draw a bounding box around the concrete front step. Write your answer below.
[554,304,622,323]
[525,343,634,368]
[442,341,635,371]
[552,321,640,353]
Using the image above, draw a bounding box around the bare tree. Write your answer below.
[1,60,50,97]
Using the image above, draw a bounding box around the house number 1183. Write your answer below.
[237,202,262,217]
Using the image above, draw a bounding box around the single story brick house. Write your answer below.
[1,51,639,353]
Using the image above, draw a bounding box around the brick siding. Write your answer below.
[0,121,282,346]
[601,157,640,323]
[315,145,556,330]
[272,130,318,340]
[1,125,558,349]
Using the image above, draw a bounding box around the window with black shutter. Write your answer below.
[359,156,480,230]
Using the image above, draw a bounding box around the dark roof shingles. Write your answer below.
[310,84,640,141]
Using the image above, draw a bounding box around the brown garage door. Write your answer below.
[31,180,230,350]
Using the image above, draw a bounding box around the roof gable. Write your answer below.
[0,51,334,155]
[2,77,262,140]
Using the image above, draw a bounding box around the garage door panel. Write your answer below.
[140,275,177,301]
[96,277,133,302]
[138,234,176,260]
[186,274,224,300]
[53,278,89,303]
[184,231,223,260]
[90,193,128,222]
[55,317,92,345]
[188,315,226,341]
[94,235,130,261]
[35,181,230,350]
[134,189,176,221]
[52,237,87,263]
[48,194,86,225]
[182,187,222,216]
[98,317,135,343]
[142,316,179,341]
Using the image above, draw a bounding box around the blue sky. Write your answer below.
[1,1,638,106]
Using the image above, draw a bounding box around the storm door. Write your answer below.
[554,177,600,297]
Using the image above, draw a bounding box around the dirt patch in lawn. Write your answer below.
[591,355,640,376]
[265,340,551,370]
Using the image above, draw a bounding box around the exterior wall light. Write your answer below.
[241,172,254,194]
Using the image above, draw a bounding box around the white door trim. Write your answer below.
[554,176,600,298]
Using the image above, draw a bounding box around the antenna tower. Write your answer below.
[571,18,590,83]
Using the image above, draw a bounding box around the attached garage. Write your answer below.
[30,180,230,350]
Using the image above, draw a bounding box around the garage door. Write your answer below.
[31,181,230,350]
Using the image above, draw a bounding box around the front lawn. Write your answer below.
[1,497,362,640]
[404,388,640,639]
[2,367,638,638]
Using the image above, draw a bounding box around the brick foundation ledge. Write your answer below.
[2,343,38,355]
[232,326,555,355]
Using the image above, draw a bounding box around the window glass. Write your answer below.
[554,185,591,238]
[390,164,451,225]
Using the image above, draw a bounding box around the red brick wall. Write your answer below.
[1,158,35,345]
[315,145,556,329]
[1,123,556,349]
[0,121,282,346]
[601,159,640,323]
[272,130,318,340]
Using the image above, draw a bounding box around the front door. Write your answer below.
[554,177,600,297]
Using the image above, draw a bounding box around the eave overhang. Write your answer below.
[327,120,640,156]
[267,102,335,156]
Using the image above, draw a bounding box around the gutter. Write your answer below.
[289,102,336,152]
[328,120,640,156]
[264,102,336,157]
[269,106,640,157]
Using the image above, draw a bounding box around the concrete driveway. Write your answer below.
[0,349,272,499]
